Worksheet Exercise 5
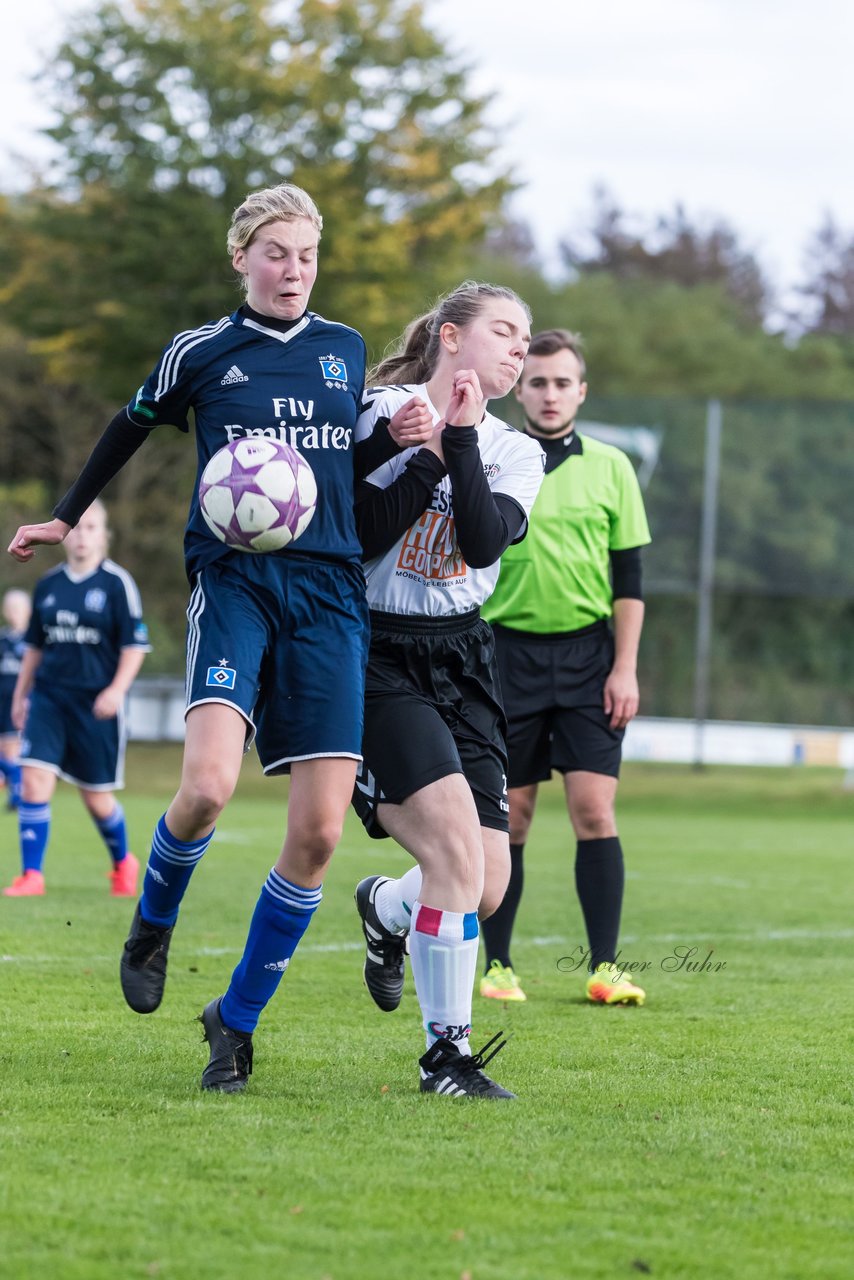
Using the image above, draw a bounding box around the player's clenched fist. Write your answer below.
[7,518,71,563]
[444,369,483,429]
[387,396,434,448]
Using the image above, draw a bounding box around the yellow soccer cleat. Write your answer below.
[479,959,527,1003]
[586,962,646,1006]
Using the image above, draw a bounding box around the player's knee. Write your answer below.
[181,774,236,827]
[436,837,483,900]
[573,808,617,840]
[508,814,531,844]
[290,815,344,877]
[479,876,509,920]
[508,798,535,843]
[20,766,54,804]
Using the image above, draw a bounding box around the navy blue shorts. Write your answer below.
[19,683,127,789]
[492,620,624,784]
[185,553,369,774]
[0,691,15,737]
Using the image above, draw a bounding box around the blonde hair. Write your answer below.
[226,183,323,257]
[371,281,532,384]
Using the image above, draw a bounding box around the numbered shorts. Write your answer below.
[185,552,369,774]
[19,683,127,789]
[492,619,624,784]
[353,608,509,840]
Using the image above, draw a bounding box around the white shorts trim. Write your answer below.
[185,697,257,751]
[261,750,362,776]
[18,756,125,791]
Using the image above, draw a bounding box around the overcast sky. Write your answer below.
[2,0,852,301]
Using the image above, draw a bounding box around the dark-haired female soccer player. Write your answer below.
[352,281,545,1099]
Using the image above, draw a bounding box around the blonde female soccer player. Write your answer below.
[8,183,427,1092]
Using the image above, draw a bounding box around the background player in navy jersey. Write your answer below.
[9,183,426,1092]
[4,502,149,897]
[351,281,545,1098]
[0,589,32,812]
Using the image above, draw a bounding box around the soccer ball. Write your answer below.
[199,438,317,552]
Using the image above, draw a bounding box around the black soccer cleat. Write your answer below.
[419,1033,516,1099]
[354,875,407,1012]
[120,903,174,1013]
[198,997,254,1093]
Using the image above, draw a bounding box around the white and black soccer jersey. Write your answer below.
[356,384,545,617]
[25,561,150,691]
[128,310,367,577]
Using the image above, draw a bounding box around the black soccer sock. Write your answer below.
[481,842,525,971]
[574,837,625,972]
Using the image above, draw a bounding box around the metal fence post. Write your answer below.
[693,398,722,768]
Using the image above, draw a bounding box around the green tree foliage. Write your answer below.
[561,185,771,326]
[796,214,854,336]
[9,0,512,399]
[2,0,513,662]
[3,5,854,711]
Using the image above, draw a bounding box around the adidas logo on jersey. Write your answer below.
[220,365,249,385]
[147,865,167,885]
[263,958,290,973]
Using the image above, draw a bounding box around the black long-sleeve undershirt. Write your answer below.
[355,425,526,566]
[355,449,448,560]
[610,546,644,600]
[442,427,526,566]
[353,418,403,482]
[53,403,401,530]
[53,410,151,527]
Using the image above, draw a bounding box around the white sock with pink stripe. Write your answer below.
[409,901,480,1056]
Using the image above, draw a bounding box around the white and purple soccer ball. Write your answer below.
[199,438,317,553]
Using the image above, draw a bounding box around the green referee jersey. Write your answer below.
[482,430,651,633]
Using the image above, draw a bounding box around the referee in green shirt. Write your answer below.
[480,329,651,1006]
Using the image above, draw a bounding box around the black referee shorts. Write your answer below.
[353,608,509,840]
[492,620,624,786]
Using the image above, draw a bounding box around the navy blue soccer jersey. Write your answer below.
[127,309,367,577]
[26,561,151,692]
[0,628,26,699]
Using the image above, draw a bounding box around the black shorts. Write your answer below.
[492,620,624,786]
[353,608,509,839]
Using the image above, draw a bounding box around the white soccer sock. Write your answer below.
[375,865,423,934]
[408,900,479,1056]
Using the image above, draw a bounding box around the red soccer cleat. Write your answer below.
[110,852,140,898]
[3,869,46,897]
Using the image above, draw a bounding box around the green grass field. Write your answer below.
[1,748,852,1280]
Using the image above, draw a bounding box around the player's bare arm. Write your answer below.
[93,649,149,721]
[10,647,42,731]
[604,598,645,729]
[8,518,72,563]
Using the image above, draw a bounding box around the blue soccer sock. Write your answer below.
[94,801,128,867]
[2,758,22,808]
[7,760,21,808]
[139,814,214,927]
[18,801,51,873]
[220,869,322,1034]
